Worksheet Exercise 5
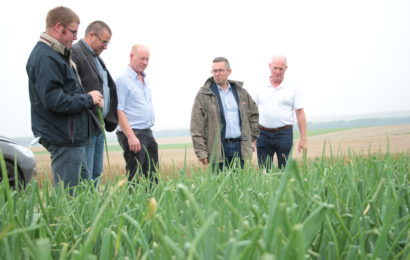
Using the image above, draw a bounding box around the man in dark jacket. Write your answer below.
[72,21,118,181]
[26,6,103,188]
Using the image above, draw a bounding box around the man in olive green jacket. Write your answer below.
[190,57,259,169]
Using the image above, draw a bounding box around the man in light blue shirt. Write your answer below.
[218,84,241,139]
[116,44,158,183]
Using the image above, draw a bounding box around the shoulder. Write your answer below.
[71,41,85,53]
[283,81,302,96]
[198,78,214,95]
[229,79,244,89]
[28,43,65,71]
[254,85,271,95]
[115,71,132,88]
[71,42,80,51]
[71,42,86,59]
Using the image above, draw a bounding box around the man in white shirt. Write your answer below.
[253,55,307,169]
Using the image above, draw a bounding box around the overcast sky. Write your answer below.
[1,0,409,138]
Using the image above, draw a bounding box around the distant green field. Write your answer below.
[33,128,351,155]
[293,127,352,139]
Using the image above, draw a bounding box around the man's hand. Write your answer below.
[88,90,104,108]
[298,138,307,153]
[252,139,257,152]
[128,134,141,153]
[200,158,208,165]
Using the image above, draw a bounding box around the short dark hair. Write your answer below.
[213,57,231,70]
[85,20,112,36]
[46,6,80,28]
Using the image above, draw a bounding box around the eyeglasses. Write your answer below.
[95,34,110,46]
[62,25,78,36]
[211,69,227,74]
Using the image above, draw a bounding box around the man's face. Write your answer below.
[60,22,79,48]
[90,28,111,56]
[211,61,231,86]
[130,48,150,74]
[269,58,287,84]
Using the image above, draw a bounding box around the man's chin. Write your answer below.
[66,42,73,49]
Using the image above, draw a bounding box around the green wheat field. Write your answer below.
[1,148,409,259]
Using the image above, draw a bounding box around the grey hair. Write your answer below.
[271,55,287,66]
[85,20,112,36]
[213,57,231,70]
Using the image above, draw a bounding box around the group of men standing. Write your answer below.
[27,6,157,188]
[26,6,307,189]
[190,56,307,171]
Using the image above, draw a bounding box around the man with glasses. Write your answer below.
[26,7,104,189]
[190,57,259,171]
[72,21,118,182]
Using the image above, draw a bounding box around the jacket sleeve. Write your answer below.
[245,90,259,140]
[190,91,208,160]
[36,54,93,115]
[104,74,119,132]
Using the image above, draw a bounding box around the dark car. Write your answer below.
[0,136,36,188]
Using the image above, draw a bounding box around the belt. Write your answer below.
[223,137,242,142]
[132,128,151,132]
[258,124,292,133]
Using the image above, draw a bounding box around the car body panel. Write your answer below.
[0,135,37,184]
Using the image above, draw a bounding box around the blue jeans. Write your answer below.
[257,127,293,169]
[41,139,89,188]
[219,140,244,170]
[85,132,104,180]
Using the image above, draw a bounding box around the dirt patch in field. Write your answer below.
[298,124,410,158]
[33,124,410,172]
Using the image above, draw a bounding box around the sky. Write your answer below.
[1,0,409,138]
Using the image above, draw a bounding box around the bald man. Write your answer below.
[116,44,158,183]
[253,55,307,170]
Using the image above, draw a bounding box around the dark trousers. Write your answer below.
[116,129,158,182]
[218,140,244,171]
[256,127,293,169]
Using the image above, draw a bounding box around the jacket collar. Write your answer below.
[39,32,83,88]
[77,39,105,79]
[201,77,244,94]
[79,39,98,57]
[39,32,71,57]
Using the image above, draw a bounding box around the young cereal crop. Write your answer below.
[0,150,409,259]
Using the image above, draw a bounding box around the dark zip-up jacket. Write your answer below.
[26,33,94,146]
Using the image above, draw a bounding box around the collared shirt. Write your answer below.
[81,40,110,117]
[116,66,155,130]
[39,32,70,57]
[217,83,241,138]
[253,79,303,128]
